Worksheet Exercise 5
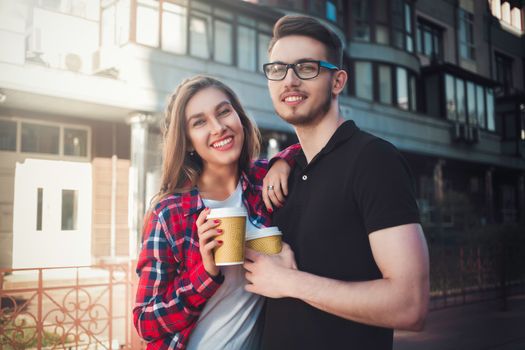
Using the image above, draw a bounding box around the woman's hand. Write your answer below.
[263,159,291,212]
[196,208,222,277]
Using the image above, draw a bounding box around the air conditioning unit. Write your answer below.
[91,47,120,77]
[62,52,83,72]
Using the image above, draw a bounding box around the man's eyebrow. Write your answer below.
[268,58,318,64]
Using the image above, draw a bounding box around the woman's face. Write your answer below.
[185,87,245,170]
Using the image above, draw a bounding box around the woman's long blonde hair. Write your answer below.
[150,75,261,210]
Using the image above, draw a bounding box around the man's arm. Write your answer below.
[244,223,429,331]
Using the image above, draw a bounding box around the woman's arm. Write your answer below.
[133,209,223,341]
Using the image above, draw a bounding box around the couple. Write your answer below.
[134,15,430,350]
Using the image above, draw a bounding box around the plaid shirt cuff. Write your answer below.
[189,262,224,301]
[269,143,301,168]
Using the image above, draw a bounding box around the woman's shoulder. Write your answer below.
[152,189,198,216]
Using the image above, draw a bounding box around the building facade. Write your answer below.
[0,0,524,268]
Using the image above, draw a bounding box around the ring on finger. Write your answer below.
[267,185,274,191]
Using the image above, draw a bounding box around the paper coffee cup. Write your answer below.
[246,226,282,255]
[207,207,247,266]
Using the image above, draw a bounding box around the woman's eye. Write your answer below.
[193,119,205,127]
[218,109,231,117]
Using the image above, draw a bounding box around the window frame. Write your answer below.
[417,17,444,60]
[0,117,91,159]
[458,8,475,61]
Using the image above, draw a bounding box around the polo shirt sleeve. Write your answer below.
[352,139,420,234]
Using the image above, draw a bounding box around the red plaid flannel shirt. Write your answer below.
[133,146,300,350]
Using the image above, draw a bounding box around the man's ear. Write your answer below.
[332,69,348,96]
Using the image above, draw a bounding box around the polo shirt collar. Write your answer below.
[294,120,359,168]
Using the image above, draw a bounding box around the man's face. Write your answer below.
[267,35,334,126]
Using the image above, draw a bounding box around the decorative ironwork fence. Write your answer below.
[0,262,143,350]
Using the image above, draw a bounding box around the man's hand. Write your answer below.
[262,159,291,211]
[244,242,298,298]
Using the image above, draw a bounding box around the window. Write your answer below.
[190,15,210,59]
[0,119,16,151]
[458,9,475,60]
[445,74,456,120]
[258,33,271,70]
[352,0,370,41]
[486,88,495,131]
[101,0,131,47]
[375,0,389,44]
[64,128,88,157]
[237,24,256,71]
[489,0,523,32]
[392,0,414,52]
[417,19,443,60]
[397,67,409,109]
[444,74,495,131]
[476,85,486,129]
[355,62,373,100]
[37,188,43,231]
[61,189,78,231]
[378,65,392,104]
[326,1,337,22]
[495,52,513,94]
[21,123,60,154]
[214,20,232,64]
[136,0,159,47]
[162,1,187,54]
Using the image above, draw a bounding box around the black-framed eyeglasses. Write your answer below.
[263,60,339,81]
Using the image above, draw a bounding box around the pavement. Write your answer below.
[394,295,525,350]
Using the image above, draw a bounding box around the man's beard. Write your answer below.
[275,88,332,127]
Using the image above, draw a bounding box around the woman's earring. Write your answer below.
[189,150,195,157]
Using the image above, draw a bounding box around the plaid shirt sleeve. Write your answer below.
[269,143,302,168]
[133,204,223,343]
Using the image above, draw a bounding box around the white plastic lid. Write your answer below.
[206,207,248,219]
[246,226,282,240]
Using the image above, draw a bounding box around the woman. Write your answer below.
[133,75,298,350]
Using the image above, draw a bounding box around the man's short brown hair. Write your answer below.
[268,15,343,67]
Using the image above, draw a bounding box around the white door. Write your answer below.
[12,159,92,268]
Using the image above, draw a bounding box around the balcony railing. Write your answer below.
[0,263,143,350]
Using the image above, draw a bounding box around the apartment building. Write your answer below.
[0,0,523,269]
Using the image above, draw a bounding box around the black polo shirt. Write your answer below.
[263,120,420,350]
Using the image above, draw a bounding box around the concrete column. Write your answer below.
[127,113,156,258]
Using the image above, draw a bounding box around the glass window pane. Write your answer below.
[424,31,432,56]
[486,88,495,131]
[116,0,130,45]
[476,85,486,128]
[190,16,210,59]
[355,62,373,100]
[61,190,78,231]
[406,35,413,52]
[394,30,404,49]
[258,33,271,71]
[467,81,477,125]
[397,67,408,109]
[352,0,370,41]
[64,128,88,157]
[376,25,389,44]
[37,188,43,231]
[101,4,116,47]
[162,2,186,54]
[136,0,159,47]
[378,65,392,104]
[0,120,17,151]
[417,27,422,53]
[404,3,412,33]
[326,1,337,22]
[214,20,232,64]
[456,78,466,122]
[445,74,456,120]
[21,123,59,154]
[237,25,256,71]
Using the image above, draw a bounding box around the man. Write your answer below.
[244,15,430,349]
